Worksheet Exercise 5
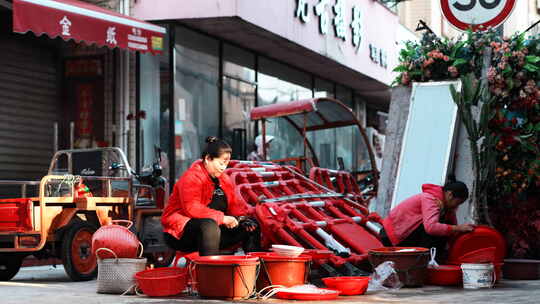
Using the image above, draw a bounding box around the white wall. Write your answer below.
[134,0,400,86]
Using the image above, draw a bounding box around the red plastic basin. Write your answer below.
[322,276,370,296]
[276,288,340,300]
[426,265,462,286]
[447,226,506,264]
[459,247,496,263]
[135,267,187,297]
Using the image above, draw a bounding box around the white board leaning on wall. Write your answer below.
[390,81,461,208]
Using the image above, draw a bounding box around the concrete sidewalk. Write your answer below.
[2,265,538,304]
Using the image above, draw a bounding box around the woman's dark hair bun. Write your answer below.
[202,136,232,159]
[206,136,218,143]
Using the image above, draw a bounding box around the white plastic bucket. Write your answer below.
[461,263,495,289]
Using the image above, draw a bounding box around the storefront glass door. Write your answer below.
[139,28,171,179]
[173,27,220,179]
[222,44,256,160]
[222,77,255,160]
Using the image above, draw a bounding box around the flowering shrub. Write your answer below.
[491,196,540,259]
[394,29,540,259]
[486,36,540,197]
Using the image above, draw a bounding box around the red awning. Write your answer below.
[13,0,166,54]
[250,98,359,131]
[250,99,316,121]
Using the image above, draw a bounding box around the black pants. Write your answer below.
[164,218,261,256]
[380,224,448,263]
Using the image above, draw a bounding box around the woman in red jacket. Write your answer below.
[162,136,259,256]
[380,178,474,260]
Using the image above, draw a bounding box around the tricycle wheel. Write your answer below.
[146,250,175,268]
[0,254,23,281]
[61,221,97,281]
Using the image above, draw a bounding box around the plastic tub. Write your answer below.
[135,267,187,297]
[194,255,259,300]
[270,244,304,258]
[461,263,495,289]
[426,265,462,286]
[368,247,430,287]
[248,252,311,290]
[322,276,370,295]
[447,226,506,264]
[459,247,496,263]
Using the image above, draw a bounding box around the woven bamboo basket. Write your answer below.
[96,247,147,294]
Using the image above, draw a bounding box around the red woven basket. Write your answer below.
[135,267,188,297]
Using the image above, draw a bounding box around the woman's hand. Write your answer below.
[223,215,239,229]
[453,224,475,233]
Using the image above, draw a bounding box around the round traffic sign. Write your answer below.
[441,0,516,31]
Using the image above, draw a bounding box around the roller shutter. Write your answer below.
[0,36,60,181]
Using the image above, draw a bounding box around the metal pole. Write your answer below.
[262,119,267,160]
[69,121,75,149]
[140,128,145,168]
[303,113,307,160]
[53,122,58,153]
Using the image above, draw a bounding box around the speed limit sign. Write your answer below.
[441,0,517,31]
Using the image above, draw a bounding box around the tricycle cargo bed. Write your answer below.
[0,199,33,232]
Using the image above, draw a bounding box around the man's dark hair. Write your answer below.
[443,175,469,199]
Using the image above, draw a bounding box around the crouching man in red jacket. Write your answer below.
[379,178,474,261]
[162,136,260,256]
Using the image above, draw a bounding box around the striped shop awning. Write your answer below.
[12,0,166,54]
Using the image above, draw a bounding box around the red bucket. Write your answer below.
[194,255,259,300]
[248,252,311,290]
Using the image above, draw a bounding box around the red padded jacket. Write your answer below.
[382,184,457,246]
[162,160,250,239]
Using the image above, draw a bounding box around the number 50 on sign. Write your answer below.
[440,0,516,31]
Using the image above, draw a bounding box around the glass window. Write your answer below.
[308,128,336,169]
[332,85,355,170]
[223,44,255,83]
[354,94,367,128]
[336,84,353,108]
[256,57,312,162]
[173,27,220,178]
[308,125,368,172]
[353,94,369,172]
[257,57,312,105]
[263,117,306,164]
[222,44,256,160]
[336,125,354,171]
[139,26,171,180]
[314,78,334,98]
